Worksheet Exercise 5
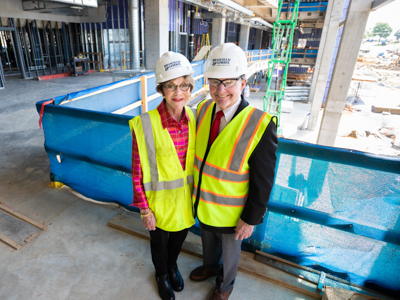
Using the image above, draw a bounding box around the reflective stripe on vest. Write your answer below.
[197,99,213,126]
[194,156,249,182]
[139,113,159,183]
[190,107,197,123]
[193,185,247,207]
[196,99,214,136]
[227,108,267,172]
[143,175,193,192]
[139,109,194,192]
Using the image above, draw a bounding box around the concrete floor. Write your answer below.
[0,74,315,300]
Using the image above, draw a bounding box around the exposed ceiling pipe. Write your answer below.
[247,17,273,28]
[128,0,140,70]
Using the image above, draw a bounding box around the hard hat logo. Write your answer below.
[164,61,181,72]
[212,58,231,67]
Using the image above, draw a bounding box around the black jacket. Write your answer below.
[199,96,278,234]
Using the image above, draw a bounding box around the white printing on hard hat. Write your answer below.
[155,52,195,84]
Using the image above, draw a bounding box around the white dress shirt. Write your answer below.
[213,97,242,134]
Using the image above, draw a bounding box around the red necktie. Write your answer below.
[209,111,224,145]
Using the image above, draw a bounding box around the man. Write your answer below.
[190,43,278,300]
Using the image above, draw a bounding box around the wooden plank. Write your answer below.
[107,212,203,258]
[239,251,321,299]
[0,204,46,231]
[107,212,149,239]
[0,232,21,250]
[351,75,377,82]
[257,250,338,280]
[255,253,320,284]
[24,232,39,244]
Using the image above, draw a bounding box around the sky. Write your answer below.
[365,0,400,38]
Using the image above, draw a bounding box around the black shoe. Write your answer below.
[168,265,184,292]
[156,274,175,300]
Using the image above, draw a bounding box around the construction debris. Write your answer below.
[372,105,400,114]
[337,105,400,156]
[356,65,400,88]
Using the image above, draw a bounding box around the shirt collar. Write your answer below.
[215,97,242,123]
[157,99,190,130]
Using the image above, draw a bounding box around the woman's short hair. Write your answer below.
[156,75,195,96]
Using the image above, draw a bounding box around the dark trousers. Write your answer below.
[200,223,242,293]
[149,227,189,277]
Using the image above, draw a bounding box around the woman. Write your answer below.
[129,52,196,300]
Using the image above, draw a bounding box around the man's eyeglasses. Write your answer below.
[208,78,241,88]
[163,83,191,92]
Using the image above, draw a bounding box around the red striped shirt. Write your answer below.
[131,100,191,209]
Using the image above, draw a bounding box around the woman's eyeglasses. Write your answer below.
[163,83,191,92]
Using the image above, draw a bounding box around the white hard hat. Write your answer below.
[155,52,195,84]
[204,43,247,79]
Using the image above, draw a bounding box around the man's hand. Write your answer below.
[234,218,254,240]
[141,209,156,231]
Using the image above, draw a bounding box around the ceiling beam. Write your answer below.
[371,0,395,11]
[242,0,258,6]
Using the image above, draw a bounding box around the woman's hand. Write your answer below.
[141,208,156,231]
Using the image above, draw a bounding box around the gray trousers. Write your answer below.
[200,223,243,293]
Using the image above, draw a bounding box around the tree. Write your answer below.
[372,22,392,43]
[395,29,400,41]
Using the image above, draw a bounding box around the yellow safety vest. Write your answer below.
[129,106,196,232]
[193,99,275,227]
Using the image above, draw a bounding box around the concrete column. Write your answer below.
[255,29,262,49]
[144,0,169,69]
[307,0,346,130]
[239,24,250,51]
[317,0,373,146]
[211,18,226,50]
